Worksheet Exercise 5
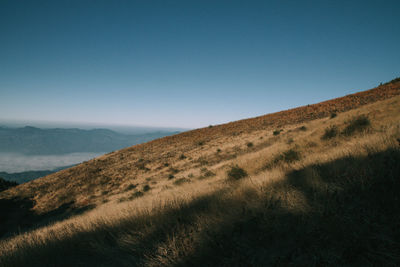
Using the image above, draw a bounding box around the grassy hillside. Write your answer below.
[0,81,399,266]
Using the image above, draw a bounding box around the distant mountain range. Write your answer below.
[0,126,179,155]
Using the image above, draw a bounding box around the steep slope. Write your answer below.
[1,81,399,215]
[0,80,400,266]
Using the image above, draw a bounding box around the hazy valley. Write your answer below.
[0,127,179,183]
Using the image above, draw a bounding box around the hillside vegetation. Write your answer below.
[0,178,17,192]
[0,81,399,266]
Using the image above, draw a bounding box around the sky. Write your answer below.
[1,0,399,128]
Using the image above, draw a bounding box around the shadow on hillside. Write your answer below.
[0,199,95,240]
[2,148,400,266]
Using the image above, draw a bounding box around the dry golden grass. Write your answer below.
[0,82,400,266]
[2,82,399,215]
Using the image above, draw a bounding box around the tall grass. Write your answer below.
[1,97,399,266]
[1,141,399,266]
[342,115,371,136]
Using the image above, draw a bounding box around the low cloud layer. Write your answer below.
[0,152,104,173]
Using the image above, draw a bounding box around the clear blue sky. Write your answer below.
[1,0,399,128]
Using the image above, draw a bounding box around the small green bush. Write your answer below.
[273,130,281,136]
[247,142,254,148]
[322,126,338,140]
[118,197,127,203]
[179,154,187,160]
[173,178,191,185]
[330,112,337,119]
[143,185,151,192]
[129,191,144,199]
[168,174,175,179]
[137,163,150,171]
[198,158,208,166]
[280,149,301,163]
[0,177,18,192]
[204,170,215,177]
[216,148,222,153]
[227,165,248,180]
[342,115,370,136]
[299,126,307,131]
[200,167,215,179]
[384,77,400,85]
[125,184,137,191]
[169,167,179,174]
[265,149,301,169]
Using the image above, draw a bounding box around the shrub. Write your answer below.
[198,158,208,165]
[281,149,300,163]
[203,170,215,178]
[216,148,222,153]
[307,141,318,148]
[168,174,175,179]
[227,165,248,180]
[137,163,150,171]
[200,168,215,179]
[342,115,371,136]
[118,197,127,203]
[330,112,337,119]
[179,154,187,160]
[299,126,307,131]
[143,185,151,192]
[384,77,400,85]
[265,149,301,169]
[247,142,254,148]
[173,178,191,185]
[322,126,338,140]
[129,191,144,199]
[169,167,179,174]
[197,141,205,146]
[0,177,18,192]
[125,184,137,191]
[273,130,281,136]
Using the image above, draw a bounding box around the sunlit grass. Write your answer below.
[0,94,400,266]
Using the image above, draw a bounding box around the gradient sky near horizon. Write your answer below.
[1,0,399,128]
